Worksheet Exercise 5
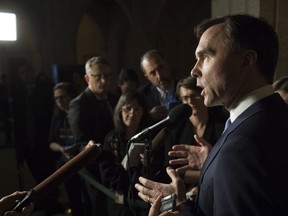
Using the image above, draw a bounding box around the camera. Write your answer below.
[160,194,176,213]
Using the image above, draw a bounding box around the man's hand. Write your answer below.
[135,167,186,206]
[169,135,212,173]
[148,195,180,216]
[0,191,34,216]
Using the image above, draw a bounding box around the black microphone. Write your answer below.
[130,104,192,141]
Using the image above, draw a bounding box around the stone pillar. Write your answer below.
[273,0,288,79]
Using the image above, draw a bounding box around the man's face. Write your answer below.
[191,24,246,108]
[142,55,173,90]
[85,63,112,96]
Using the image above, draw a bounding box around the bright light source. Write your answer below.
[0,12,17,41]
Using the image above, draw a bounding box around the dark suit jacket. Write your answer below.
[68,87,118,145]
[186,94,288,216]
[138,81,179,111]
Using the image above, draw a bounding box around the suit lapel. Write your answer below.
[199,93,281,182]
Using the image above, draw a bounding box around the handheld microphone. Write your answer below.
[130,104,192,141]
[12,143,101,212]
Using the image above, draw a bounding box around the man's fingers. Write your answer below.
[138,176,155,189]
[175,166,190,174]
[168,150,188,158]
[135,183,150,196]
[135,182,159,201]
[169,158,188,165]
[194,135,212,149]
[148,195,162,216]
[166,167,179,182]
[137,191,150,203]
[171,144,191,151]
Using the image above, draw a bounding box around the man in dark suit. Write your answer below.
[138,50,179,122]
[68,57,118,145]
[135,14,288,216]
[68,56,118,216]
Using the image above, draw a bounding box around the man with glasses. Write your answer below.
[68,56,118,216]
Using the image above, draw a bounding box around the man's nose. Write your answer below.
[191,63,201,78]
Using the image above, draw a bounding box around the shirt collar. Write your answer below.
[230,85,274,122]
[156,80,175,96]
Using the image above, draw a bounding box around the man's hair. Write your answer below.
[194,14,279,83]
[140,49,165,72]
[85,56,110,74]
[273,76,288,93]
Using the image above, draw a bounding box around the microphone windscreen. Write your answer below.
[13,143,101,211]
[168,104,192,124]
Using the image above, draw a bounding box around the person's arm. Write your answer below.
[0,191,33,216]
[49,142,65,154]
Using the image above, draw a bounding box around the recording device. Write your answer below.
[12,143,101,212]
[130,104,192,141]
[160,194,176,213]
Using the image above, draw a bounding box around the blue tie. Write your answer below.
[223,118,231,134]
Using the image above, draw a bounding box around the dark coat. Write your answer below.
[68,87,118,145]
[138,81,179,111]
[185,94,288,216]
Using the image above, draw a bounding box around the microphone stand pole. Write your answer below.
[144,138,152,179]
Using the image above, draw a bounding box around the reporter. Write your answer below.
[0,191,33,216]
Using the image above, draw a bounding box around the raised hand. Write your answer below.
[135,167,186,206]
[148,195,180,216]
[168,135,212,173]
[0,191,34,216]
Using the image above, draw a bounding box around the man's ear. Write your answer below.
[84,74,89,84]
[242,50,257,70]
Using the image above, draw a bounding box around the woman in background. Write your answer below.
[49,82,89,216]
[163,77,228,189]
[101,90,151,216]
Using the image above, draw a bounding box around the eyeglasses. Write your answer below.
[89,73,112,81]
[180,94,202,102]
[122,106,143,115]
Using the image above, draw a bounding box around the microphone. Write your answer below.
[130,104,192,141]
[12,143,101,212]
